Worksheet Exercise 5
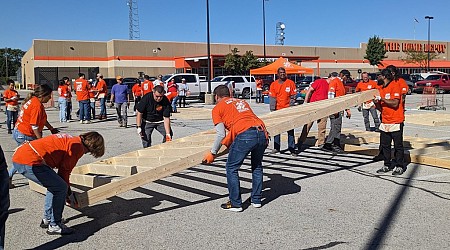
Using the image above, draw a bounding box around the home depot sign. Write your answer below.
[384,42,446,53]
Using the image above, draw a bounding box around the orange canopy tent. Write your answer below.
[250,57,314,75]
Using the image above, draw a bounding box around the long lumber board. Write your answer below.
[31,90,379,207]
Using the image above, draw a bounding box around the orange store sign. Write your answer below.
[384,42,446,53]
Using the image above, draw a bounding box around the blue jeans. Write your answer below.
[6,110,18,131]
[274,129,295,152]
[58,98,67,122]
[13,163,67,226]
[9,129,37,177]
[79,100,91,121]
[171,95,179,113]
[90,100,96,119]
[0,146,10,250]
[99,98,106,116]
[66,101,72,120]
[226,128,267,207]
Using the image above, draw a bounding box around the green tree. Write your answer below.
[0,47,26,84]
[224,48,262,75]
[402,49,438,70]
[364,36,387,67]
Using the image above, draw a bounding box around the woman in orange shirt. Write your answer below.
[58,80,69,123]
[12,132,105,235]
[3,79,20,134]
[9,84,59,180]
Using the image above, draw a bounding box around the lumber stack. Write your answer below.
[30,90,379,207]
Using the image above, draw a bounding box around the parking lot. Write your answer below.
[2,92,450,249]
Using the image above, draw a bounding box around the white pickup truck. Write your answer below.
[162,73,211,100]
[210,75,256,98]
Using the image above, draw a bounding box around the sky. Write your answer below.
[2,0,450,51]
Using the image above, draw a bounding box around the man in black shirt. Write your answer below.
[136,85,173,148]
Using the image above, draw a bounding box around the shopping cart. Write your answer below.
[419,86,446,110]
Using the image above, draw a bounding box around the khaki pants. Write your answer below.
[297,117,327,147]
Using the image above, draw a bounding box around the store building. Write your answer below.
[22,38,450,89]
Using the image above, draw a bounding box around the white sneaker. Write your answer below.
[251,202,262,208]
[79,120,84,124]
[47,223,74,235]
[84,120,92,124]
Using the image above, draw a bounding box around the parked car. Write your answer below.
[401,74,422,94]
[162,73,204,100]
[103,77,139,101]
[210,75,256,98]
[297,76,320,85]
[415,74,450,93]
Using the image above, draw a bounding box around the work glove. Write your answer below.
[137,127,142,135]
[66,189,79,208]
[109,102,114,108]
[165,134,172,142]
[202,152,215,164]
[357,105,362,112]
[345,109,351,119]
[374,95,381,101]
[50,128,60,134]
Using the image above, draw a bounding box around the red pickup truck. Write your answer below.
[415,74,450,93]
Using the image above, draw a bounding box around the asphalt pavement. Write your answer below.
[1,93,450,249]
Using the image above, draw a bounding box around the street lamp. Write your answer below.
[206,0,212,93]
[262,0,269,62]
[276,22,286,45]
[70,46,80,74]
[425,15,434,72]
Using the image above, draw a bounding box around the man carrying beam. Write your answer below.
[11,132,105,235]
[203,85,268,212]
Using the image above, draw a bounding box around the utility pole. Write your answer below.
[127,0,140,40]
[4,47,8,78]
[425,16,434,72]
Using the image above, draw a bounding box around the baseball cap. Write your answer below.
[181,78,186,81]
[116,75,123,80]
[97,73,103,77]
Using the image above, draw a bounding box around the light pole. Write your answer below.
[70,46,80,74]
[4,47,8,78]
[425,15,434,72]
[262,0,268,62]
[206,0,212,94]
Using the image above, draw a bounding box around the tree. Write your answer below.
[224,48,262,75]
[364,36,387,67]
[402,50,438,70]
[0,47,26,84]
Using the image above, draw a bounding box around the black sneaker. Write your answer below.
[373,154,384,161]
[376,166,391,173]
[220,201,243,212]
[320,143,334,152]
[331,145,346,154]
[8,178,15,189]
[392,166,405,175]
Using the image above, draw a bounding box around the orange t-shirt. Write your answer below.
[212,97,265,145]
[132,84,143,97]
[16,96,47,137]
[58,85,68,98]
[3,89,19,106]
[379,82,404,124]
[329,78,346,97]
[142,80,154,95]
[12,134,85,185]
[74,78,90,101]
[396,78,409,95]
[268,79,297,110]
[355,80,378,92]
[96,79,107,95]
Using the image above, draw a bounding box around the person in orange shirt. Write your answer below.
[322,70,351,154]
[9,84,59,181]
[74,73,91,124]
[269,67,297,155]
[355,72,380,131]
[62,77,73,121]
[255,77,263,103]
[374,69,405,175]
[141,75,154,96]
[132,78,143,115]
[12,132,105,235]
[202,85,268,211]
[3,79,20,134]
[166,78,179,112]
[386,65,408,111]
[95,73,108,120]
[57,80,69,123]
